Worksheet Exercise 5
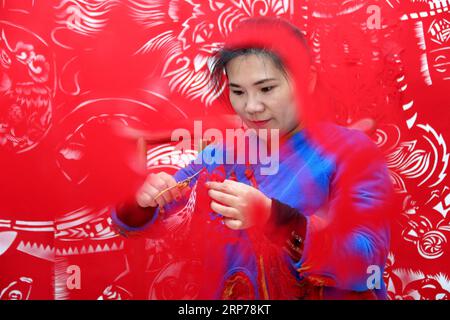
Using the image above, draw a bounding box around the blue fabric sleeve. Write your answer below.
[299,129,393,295]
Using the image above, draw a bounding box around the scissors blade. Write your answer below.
[182,168,204,183]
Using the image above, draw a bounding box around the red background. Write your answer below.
[0,0,449,300]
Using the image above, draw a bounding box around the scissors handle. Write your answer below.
[154,169,203,201]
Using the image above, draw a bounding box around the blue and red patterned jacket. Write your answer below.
[112,123,394,300]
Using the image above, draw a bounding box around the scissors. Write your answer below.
[154,168,204,201]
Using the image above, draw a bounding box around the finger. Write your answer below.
[139,181,167,208]
[208,189,238,207]
[205,181,223,190]
[148,185,168,208]
[136,191,154,208]
[159,173,182,201]
[206,180,239,196]
[152,178,172,204]
[223,218,243,230]
[220,179,241,196]
[136,184,159,207]
[210,201,239,219]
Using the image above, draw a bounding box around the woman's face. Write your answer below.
[225,53,299,135]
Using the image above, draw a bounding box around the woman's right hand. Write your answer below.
[136,172,182,208]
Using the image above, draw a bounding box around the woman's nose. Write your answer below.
[245,94,265,114]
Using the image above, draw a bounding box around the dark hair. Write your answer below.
[210,17,311,97]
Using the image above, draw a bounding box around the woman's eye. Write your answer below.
[232,90,244,96]
[261,86,275,93]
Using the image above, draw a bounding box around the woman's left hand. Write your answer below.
[206,179,272,230]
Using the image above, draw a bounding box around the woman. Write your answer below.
[112,17,393,300]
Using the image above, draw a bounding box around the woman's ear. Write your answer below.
[308,65,317,94]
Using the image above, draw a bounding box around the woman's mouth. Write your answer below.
[248,119,271,127]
